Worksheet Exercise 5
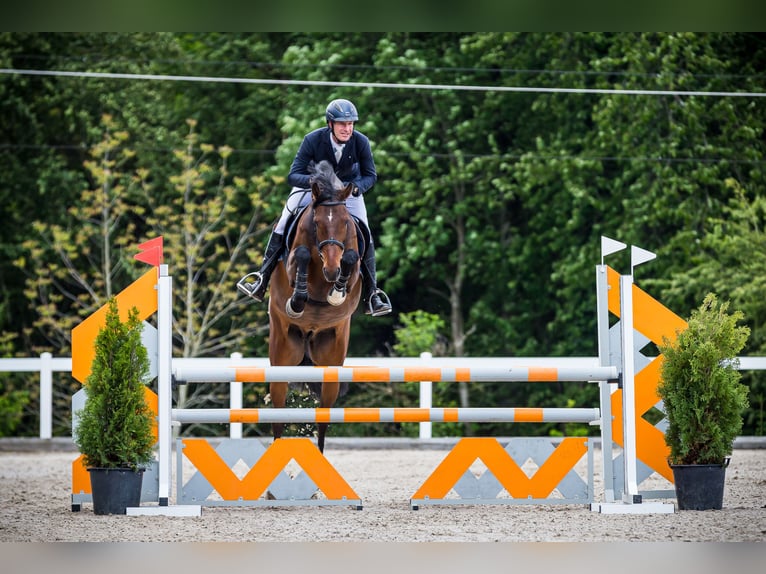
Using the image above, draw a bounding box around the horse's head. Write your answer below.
[309,161,356,283]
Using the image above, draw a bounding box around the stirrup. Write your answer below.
[366,289,392,316]
[237,271,266,301]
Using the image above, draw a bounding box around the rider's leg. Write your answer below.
[239,227,284,302]
[238,189,310,302]
[361,240,392,316]
[346,195,392,316]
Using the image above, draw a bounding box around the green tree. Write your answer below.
[392,310,447,357]
[658,293,750,464]
[2,33,766,438]
[15,114,143,353]
[74,298,155,470]
[140,118,275,430]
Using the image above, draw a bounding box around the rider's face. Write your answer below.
[331,121,354,144]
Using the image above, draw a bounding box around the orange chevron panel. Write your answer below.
[72,454,91,495]
[606,265,684,482]
[71,268,158,384]
[606,266,687,346]
[181,438,359,501]
[412,438,587,500]
[71,263,161,501]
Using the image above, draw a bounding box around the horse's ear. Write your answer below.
[341,182,354,200]
[311,181,322,201]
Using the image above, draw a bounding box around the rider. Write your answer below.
[239,98,392,316]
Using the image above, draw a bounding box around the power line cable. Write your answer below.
[11,53,765,82]
[2,142,763,166]
[2,68,765,98]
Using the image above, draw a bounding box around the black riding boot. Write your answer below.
[237,231,284,302]
[361,241,392,316]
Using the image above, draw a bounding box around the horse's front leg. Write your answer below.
[286,246,310,318]
[327,250,359,306]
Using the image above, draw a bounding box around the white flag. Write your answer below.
[631,245,657,268]
[601,236,627,258]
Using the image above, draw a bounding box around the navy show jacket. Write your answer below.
[287,127,377,194]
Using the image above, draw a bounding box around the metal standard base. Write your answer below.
[412,497,589,510]
[126,505,201,517]
[591,502,675,514]
[190,498,362,510]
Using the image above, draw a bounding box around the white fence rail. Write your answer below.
[3,353,766,439]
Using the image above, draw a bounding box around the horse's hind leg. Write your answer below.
[316,382,341,454]
[310,328,351,453]
[268,319,304,443]
[269,381,288,442]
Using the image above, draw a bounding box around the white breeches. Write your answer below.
[274,187,369,235]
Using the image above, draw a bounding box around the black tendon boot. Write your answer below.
[237,232,285,302]
[361,241,392,316]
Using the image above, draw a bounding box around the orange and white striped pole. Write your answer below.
[172,406,601,425]
[173,364,618,384]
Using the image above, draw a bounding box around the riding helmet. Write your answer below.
[326,99,359,123]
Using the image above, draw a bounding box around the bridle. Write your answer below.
[312,199,348,259]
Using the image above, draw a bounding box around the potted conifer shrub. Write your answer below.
[657,293,750,510]
[74,298,155,515]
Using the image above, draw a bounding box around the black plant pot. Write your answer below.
[88,468,144,515]
[670,459,729,511]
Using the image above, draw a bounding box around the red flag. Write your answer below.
[134,236,164,267]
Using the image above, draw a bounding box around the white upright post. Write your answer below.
[620,273,640,502]
[595,265,616,503]
[157,265,173,506]
[230,352,243,439]
[128,263,201,516]
[594,236,626,507]
[39,352,53,439]
[595,244,673,514]
[419,351,433,439]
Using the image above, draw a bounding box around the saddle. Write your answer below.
[282,204,369,263]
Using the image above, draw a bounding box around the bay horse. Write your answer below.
[267,160,363,452]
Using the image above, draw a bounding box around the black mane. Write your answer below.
[309,160,344,205]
